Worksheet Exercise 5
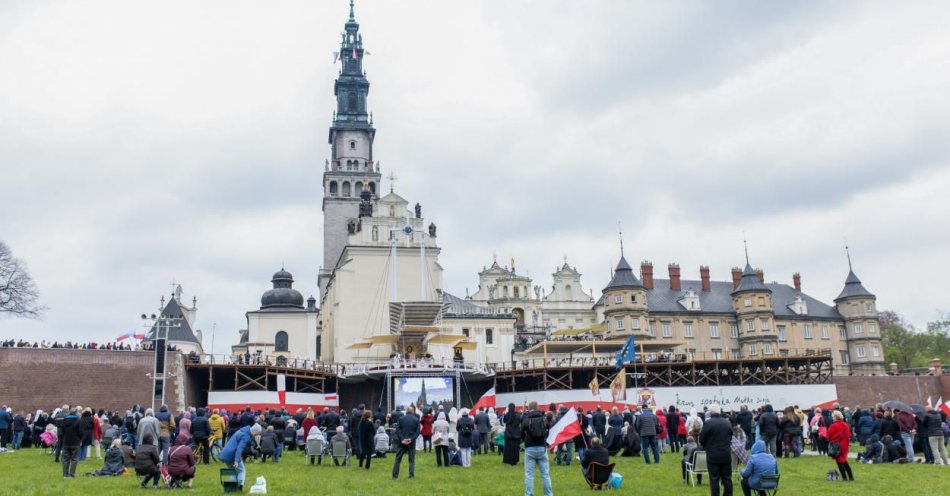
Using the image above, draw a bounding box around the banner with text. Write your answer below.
[495,384,837,413]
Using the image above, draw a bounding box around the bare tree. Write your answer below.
[0,241,46,318]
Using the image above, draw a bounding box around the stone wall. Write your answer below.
[832,374,948,407]
[0,348,186,413]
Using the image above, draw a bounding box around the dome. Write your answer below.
[261,268,304,309]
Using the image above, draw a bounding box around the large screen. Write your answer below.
[393,376,455,412]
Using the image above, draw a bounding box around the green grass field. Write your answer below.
[0,446,944,495]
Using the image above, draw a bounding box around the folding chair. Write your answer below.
[306,437,325,465]
[757,473,780,496]
[331,440,349,466]
[584,462,615,490]
[685,450,708,487]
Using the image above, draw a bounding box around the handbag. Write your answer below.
[433,433,444,445]
[827,441,841,458]
[609,472,623,489]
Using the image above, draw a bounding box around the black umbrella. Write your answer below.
[910,403,927,418]
[882,400,912,412]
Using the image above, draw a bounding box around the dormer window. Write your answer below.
[350,140,356,150]
[679,289,701,311]
[788,295,808,315]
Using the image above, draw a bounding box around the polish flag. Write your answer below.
[277,374,287,407]
[925,396,932,409]
[470,387,496,413]
[938,397,950,417]
[547,407,582,450]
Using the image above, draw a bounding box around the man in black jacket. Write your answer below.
[736,405,754,449]
[698,404,733,496]
[61,407,84,478]
[592,407,607,442]
[923,406,948,465]
[474,408,491,454]
[191,408,212,464]
[757,405,779,455]
[269,411,286,462]
[581,436,610,478]
[521,401,553,496]
[392,405,421,479]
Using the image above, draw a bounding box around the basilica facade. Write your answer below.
[231,3,884,376]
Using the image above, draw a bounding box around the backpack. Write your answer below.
[460,421,474,436]
[827,441,841,458]
[526,414,546,440]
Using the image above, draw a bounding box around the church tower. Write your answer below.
[320,0,381,296]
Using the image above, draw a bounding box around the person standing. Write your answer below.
[358,410,375,470]
[735,405,753,449]
[666,406,682,453]
[592,406,607,442]
[757,405,779,455]
[191,408,211,464]
[432,412,451,467]
[268,410,286,463]
[502,403,522,466]
[420,409,434,453]
[826,410,853,481]
[895,408,917,462]
[474,407,491,455]
[923,405,948,465]
[12,411,26,450]
[392,405,421,479]
[521,401,553,496]
[78,407,95,461]
[155,405,176,464]
[0,406,11,449]
[699,404,734,496]
[456,409,476,467]
[60,407,84,478]
[636,404,661,464]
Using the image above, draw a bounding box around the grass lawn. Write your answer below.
[0,446,944,495]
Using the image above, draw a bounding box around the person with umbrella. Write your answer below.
[885,403,919,463]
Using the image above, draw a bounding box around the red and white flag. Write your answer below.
[470,387,496,413]
[925,396,933,409]
[938,397,950,417]
[546,407,582,450]
[277,374,287,407]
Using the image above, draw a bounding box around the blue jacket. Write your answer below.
[0,410,11,429]
[219,426,253,464]
[741,440,778,489]
[857,415,874,436]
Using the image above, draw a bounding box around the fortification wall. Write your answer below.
[0,348,187,413]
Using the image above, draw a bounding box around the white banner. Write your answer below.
[495,384,837,413]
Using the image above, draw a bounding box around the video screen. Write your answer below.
[393,376,455,412]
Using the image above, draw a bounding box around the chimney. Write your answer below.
[793,272,801,292]
[700,266,711,292]
[755,268,764,284]
[640,261,654,289]
[731,267,742,289]
[668,263,681,291]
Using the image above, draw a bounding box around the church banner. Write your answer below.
[494,384,837,413]
[207,390,340,412]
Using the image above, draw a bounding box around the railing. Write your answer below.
[191,353,495,378]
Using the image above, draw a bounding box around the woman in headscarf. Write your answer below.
[89,439,126,476]
[429,411,448,466]
[178,411,192,442]
[502,403,521,466]
[167,433,197,488]
[448,407,459,434]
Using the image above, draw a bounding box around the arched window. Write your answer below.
[503,286,509,297]
[329,181,338,196]
[275,331,288,352]
[369,182,376,194]
[355,181,363,193]
[372,226,379,241]
[342,182,351,197]
[514,287,520,298]
[349,140,356,151]
[565,284,572,293]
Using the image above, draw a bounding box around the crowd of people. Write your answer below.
[0,398,947,494]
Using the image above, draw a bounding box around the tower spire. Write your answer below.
[618,222,624,257]
[743,235,750,265]
[845,245,853,271]
[349,0,355,21]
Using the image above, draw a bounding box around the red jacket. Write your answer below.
[302,418,318,439]
[420,414,434,436]
[92,416,102,440]
[826,419,851,463]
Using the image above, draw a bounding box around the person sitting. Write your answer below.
[682,435,703,485]
[88,439,126,476]
[330,425,351,465]
[259,426,279,463]
[134,433,162,489]
[120,439,136,468]
[167,434,197,488]
[731,425,750,466]
[581,437,610,479]
[374,425,390,458]
[857,434,885,463]
[740,440,778,496]
[882,435,907,463]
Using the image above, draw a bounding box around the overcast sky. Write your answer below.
[2,1,949,354]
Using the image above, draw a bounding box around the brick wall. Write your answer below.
[0,348,186,414]
[833,375,948,407]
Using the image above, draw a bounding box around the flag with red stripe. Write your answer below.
[938,397,950,417]
[471,387,495,413]
[546,407,582,450]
